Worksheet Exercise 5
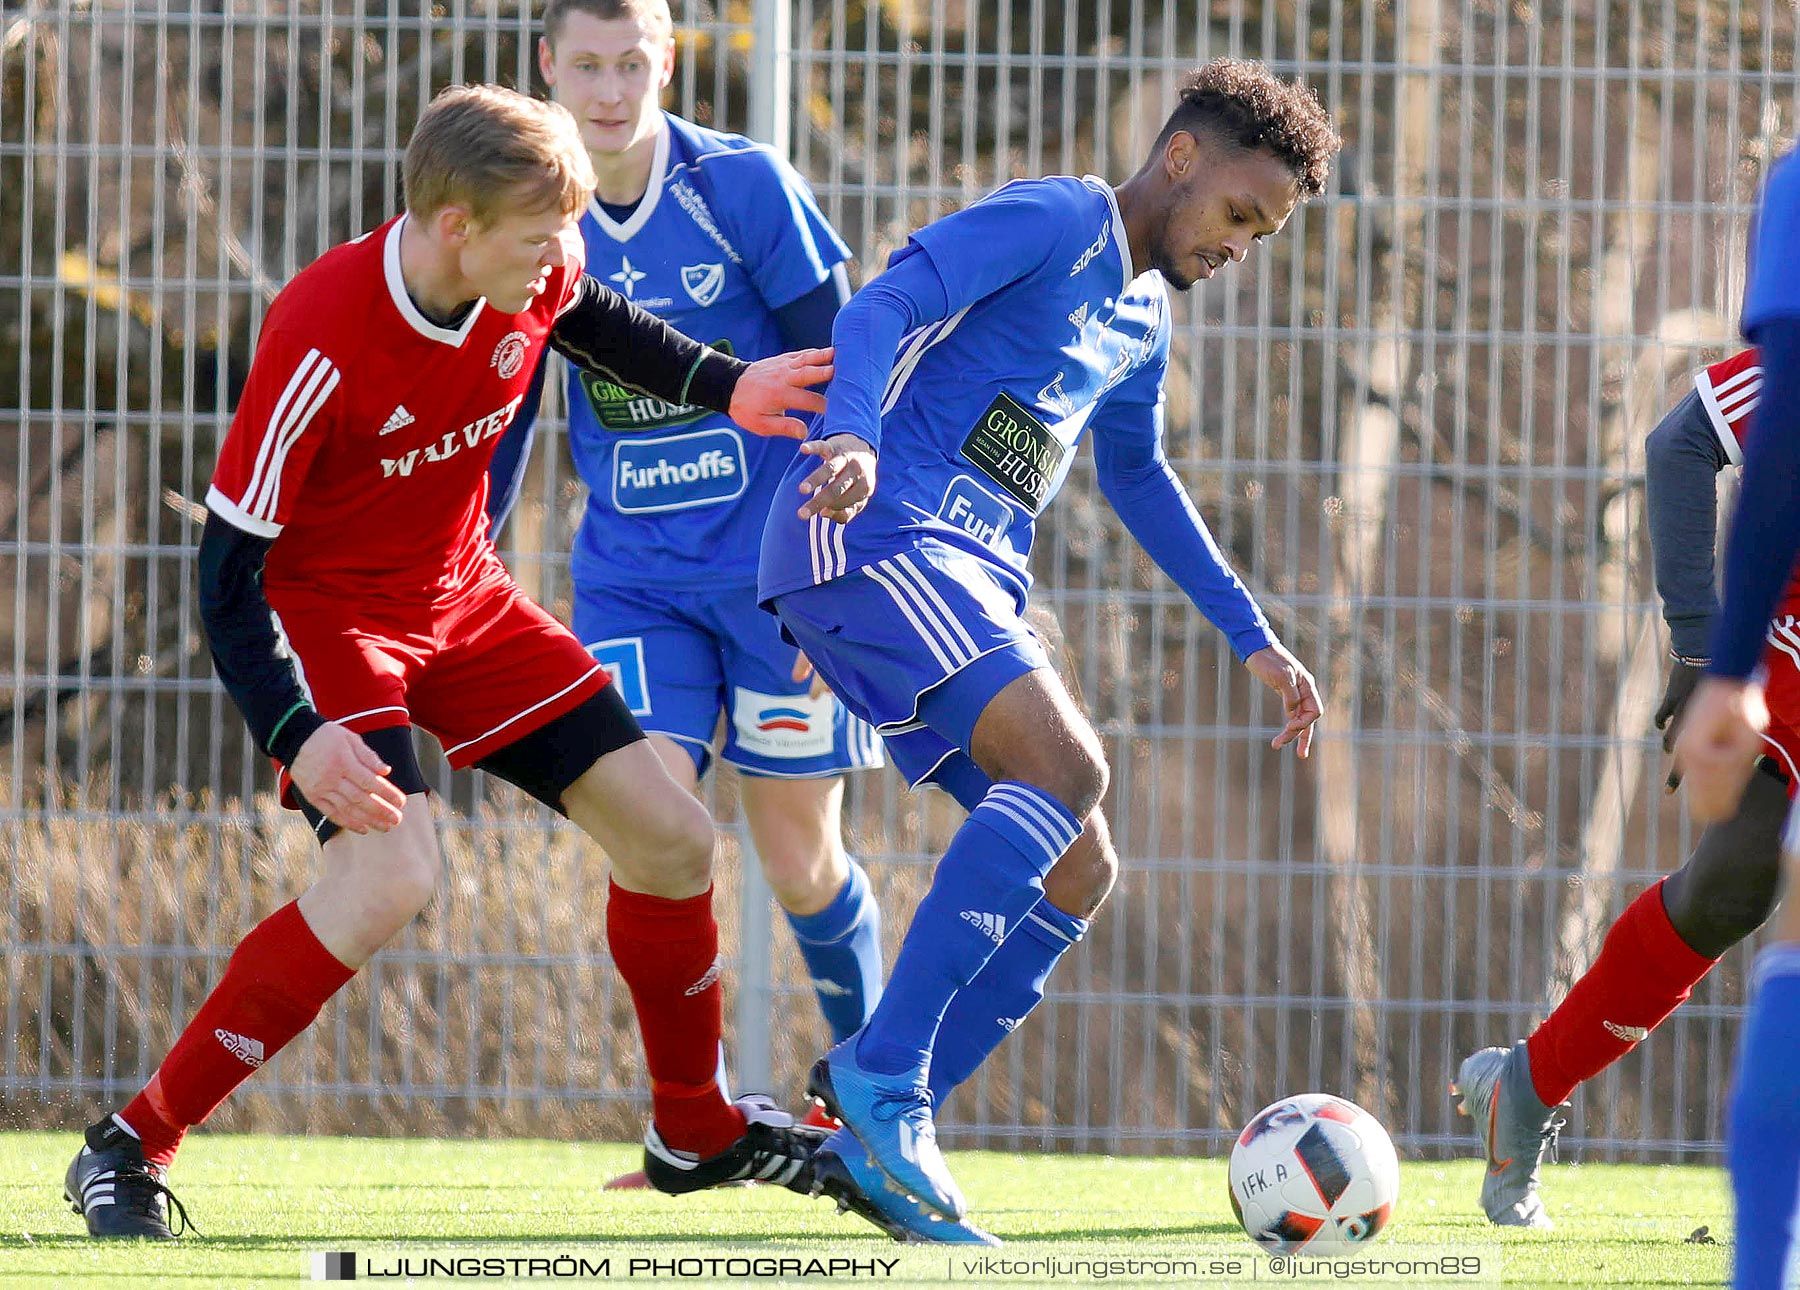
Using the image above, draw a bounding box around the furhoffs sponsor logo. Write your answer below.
[611,428,748,514]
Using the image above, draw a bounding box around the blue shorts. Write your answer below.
[770,541,1050,807]
[571,579,883,780]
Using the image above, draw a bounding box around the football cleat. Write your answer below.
[64,1117,193,1239]
[808,1040,965,1221]
[801,1098,843,1133]
[1452,1041,1566,1229]
[812,1128,1000,1246]
[642,1094,827,1196]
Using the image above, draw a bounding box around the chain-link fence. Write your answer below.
[2,0,1793,1162]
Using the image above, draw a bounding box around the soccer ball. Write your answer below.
[1227,1093,1400,1254]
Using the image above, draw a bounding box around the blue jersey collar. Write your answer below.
[589,117,671,243]
[1086,175,1135,291]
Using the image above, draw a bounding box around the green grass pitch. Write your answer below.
[0,1133,1731,1287]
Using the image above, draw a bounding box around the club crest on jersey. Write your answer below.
[1038,371,1078,417]
[490,330,528,380]
[680,262,726,307]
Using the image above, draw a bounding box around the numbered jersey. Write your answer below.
[759,174,1172,608]
[565,114,849,588]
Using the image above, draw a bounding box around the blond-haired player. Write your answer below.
[64,83,838,1238]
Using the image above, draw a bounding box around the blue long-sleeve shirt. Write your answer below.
[757,174,1275,660]
[1709,151,1800,678]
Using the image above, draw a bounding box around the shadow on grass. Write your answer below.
[999,1221,1246,1240]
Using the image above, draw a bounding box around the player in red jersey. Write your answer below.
[1454,349,1790,1227]
[62,84,846,1240]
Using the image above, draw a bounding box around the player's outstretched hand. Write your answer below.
[797,433,876,524]
[290,723,408,835]
[1654,657,1706,790]
[792,651,831,700]
[729,347,834,439]
[1244,642,1322,759]
[1672,675,1769,822]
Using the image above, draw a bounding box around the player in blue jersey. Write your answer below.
[759,60,1340,1225]
[1674,150,1800,1290]
[494,0,887,1106]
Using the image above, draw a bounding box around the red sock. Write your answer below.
[119,901,353,1166]
[1526,879,1716,1107]
[606,881,745,1157]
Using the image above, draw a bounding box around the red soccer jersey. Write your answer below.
[206,215,583,600]
[1694,348,1800,623]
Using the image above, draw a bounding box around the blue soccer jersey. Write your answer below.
[1744,151,1800,339]
[759,174,1273,660]
[1710,150,1800,678]
[566,114,850,588]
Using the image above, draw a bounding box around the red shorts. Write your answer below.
[1760,617,1800,799]
[269,560,609,804]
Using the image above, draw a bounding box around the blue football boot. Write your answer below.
[813,1129,999,1246]
[808,1040,965,1221]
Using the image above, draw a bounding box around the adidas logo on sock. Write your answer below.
[1603,1020,1649,1043]
[378,404,415,436]
[810,977,852,997]
[960,909,1007,944]
[215,1028,266,1067]
[684,956,723,997]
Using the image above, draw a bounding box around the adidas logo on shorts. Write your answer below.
[215,1028,266,1067]
[960,909,1007,944]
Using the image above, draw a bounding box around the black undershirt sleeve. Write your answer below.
[1644,388,1732,661]
[548,273,748,415]
[196,511,326,766]
[772,264,851,352]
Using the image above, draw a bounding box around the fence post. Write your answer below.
[747,0,791,156]
[733,833,776,1095]
[733,1,792,1098]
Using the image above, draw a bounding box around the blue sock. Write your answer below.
[1731,945,1800,1290]
[855,782,1081,1077]
[784,857,883,1043]
[928,898,1087,1109]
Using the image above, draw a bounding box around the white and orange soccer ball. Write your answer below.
[1227,1093,1401,1254]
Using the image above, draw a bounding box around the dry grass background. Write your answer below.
[2,0,1794,1159]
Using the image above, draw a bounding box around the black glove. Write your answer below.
[1654,657,1707,788]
